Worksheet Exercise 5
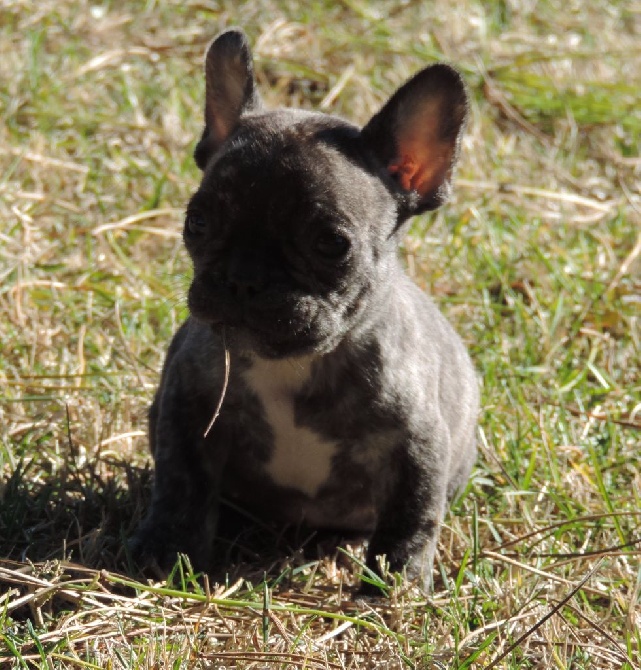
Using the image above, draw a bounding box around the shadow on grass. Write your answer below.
[0,456,152,571]
[0,456,364,588]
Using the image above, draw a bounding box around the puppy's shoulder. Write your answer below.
[161,317,226,385]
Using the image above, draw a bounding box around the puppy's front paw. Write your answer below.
[355,578,389,599]
[128,517,205,576]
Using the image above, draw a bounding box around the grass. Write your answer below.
[1,0,640,667]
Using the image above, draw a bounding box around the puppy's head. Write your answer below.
[185,29,468,358]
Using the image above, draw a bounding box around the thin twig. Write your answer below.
[491,511,641,552]
[478,68,550,143]
[485,558,605,669]
[204,327,231,438]
[557,603,637,667]
[605,179,641,295]
[540,400,641,431]
[92,208,183,235]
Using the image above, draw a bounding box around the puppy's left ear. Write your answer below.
[194,28,263,169]
[361,64,468,216]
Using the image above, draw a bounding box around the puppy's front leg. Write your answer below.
[363,433,451,595]
[130,355,230,573]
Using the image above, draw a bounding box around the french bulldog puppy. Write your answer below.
[130,28,479,594]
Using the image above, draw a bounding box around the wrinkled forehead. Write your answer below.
[202,113,374,212]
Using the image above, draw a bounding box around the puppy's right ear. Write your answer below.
[194,28,262,170]
[361,64,468,217]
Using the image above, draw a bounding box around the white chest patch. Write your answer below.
[243,355,337,497]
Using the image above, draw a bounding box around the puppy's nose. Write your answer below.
[226,251,266,299]
[226,274,263,299]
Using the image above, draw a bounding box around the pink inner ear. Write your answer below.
[386,94,455,198]
[388,143,451,197]
[388,154,421,192]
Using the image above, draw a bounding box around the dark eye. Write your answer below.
[185,212,207,235]
[314,231,350,260]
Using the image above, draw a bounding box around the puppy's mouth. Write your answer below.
[187,281,338,357]
[223,324,324,359]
